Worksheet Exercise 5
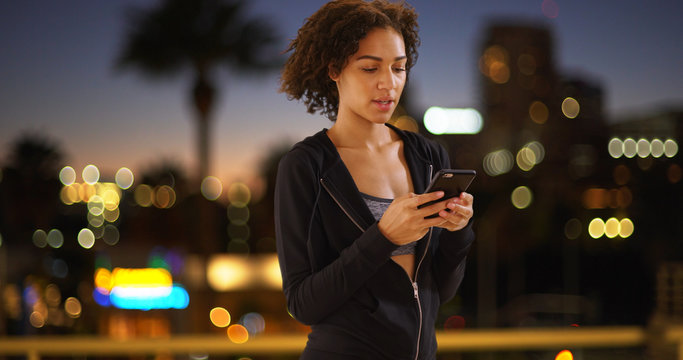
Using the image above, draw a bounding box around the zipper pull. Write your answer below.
[412,282,419,299]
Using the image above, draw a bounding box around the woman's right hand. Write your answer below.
[378,191,450,245]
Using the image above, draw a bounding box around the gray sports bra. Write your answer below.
[360,192,416,256]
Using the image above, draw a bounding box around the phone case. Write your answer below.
[420,169,476,218]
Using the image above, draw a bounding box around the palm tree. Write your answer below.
[115,0,279,183]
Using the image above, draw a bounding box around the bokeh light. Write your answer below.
[516,147,536,171]
[613,165,630,185]
[59,166,76,186]
[228,223,250,241]
[604,217,620,238]
[33,229,48,248]
[45,284,61,307]
[444,315,466,331]
[564,218,582,239]
[480,45,510,84]
[390,114,419,133]
[227,239,250,254]
[102,224,120,246]
[210,307,231,328]
[201,176,223,201]
[636,138,650,158]
[622,138,637,158]
[581,187,632,209]
[483,149,514,176]
[90,224,105,239]
[529,101,548,124]
[542,0,559,19]
[99,184,121,211]
[227,324,249,343]
[609,137,677,160]
[115,167,135,189]
[227,182,251,207]
[94,268,112,293]
[207,256,250,291]
[668,164,682,184]
[154,185,176,208]
[525,141,545,164]
[87,195,105,216]
[588,218,605,238]
[51,258,68,278]
[517,54,536,75]
[88,212,105,228]
[60,184,79,205]
[82,164,100,185]
[650,139,664,157]
[587,217,634,239]
[29,311,46,328]
[78,228,96,249]
[103,207,120,223]
[619,218,635,238]
[79,183,96,202]
[47,229,64,248]
[423,107,483,135]
[555,349,573,360]
[608,138,623,158]
[64,297,82,318]
[240,312,266,335]
[134,184,154,207]
[511,186,533,209]
[561,97,580,119]
[227,205,250,225]
[664,139,678,157]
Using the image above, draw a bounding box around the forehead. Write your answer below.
[354,27,406,59]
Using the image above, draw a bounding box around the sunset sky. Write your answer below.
[1,0,682,188]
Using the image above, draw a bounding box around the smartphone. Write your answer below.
[419,169,476,218]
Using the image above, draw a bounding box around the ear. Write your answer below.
[328,64,340,82]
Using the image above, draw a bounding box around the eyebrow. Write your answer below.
[355,55,407,62]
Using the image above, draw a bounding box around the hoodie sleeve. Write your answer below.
[430,144,476,303]
[274,148,399,325]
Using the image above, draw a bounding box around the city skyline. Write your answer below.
[1,0,682,187]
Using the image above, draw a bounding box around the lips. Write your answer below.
[373,98,394,111]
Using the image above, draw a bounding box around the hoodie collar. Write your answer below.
[314,123,434,230]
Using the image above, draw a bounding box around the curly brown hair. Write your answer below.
[279,0,419,121]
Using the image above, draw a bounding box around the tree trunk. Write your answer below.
[192,74,215,182]
[192,73,217,256]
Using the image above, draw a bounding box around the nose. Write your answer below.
[377,68,397,90]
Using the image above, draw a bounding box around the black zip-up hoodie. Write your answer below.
[275,123,474,359]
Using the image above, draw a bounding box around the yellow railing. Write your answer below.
[1,326,682,359]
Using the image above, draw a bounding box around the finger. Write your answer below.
[417,198,451,218]
[446,201,473,217]
[458,192,474,206]
[414,191,445,207]
[423,214,451,228]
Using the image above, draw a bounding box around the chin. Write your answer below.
[367,112,394,124]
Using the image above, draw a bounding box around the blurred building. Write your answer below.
[0,146,303,341]
[423,20,680,329]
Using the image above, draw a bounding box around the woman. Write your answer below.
[275,1,475,358]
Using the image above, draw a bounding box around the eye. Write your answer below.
[361,67,377,73]
[393,67,406,73]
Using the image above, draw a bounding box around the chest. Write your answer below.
[337,145,414,198]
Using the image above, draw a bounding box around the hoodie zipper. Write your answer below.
[321,163,434,360]
[411,163,433,360]
[320,178,365,232]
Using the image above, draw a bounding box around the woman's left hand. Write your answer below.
[435,192,474,231]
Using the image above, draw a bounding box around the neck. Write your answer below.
[328,116,394,151]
